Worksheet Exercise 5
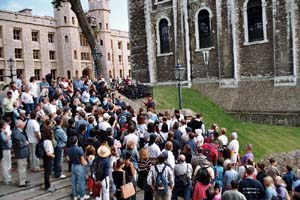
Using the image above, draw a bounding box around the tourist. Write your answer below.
[137,148,152,200]
[240,144,254,166]
[238,167,265,199]
[274,176,290,200]
[162,141,176,170]
[112,158,130,200]
[222,162,239,192]
[42,126,56,192]
[95,144,111,200]
[267,158,281,180]
[147,154,174,200]
[2,91,14,126]
[67,135,89,200]
[173,154,192,200]
[283,165,297,193]
[263,176,277,200]
[26,112,42,172]
[227,132,239,168]
[11,120,30,187]
[222,180,247,200]
[53,117,68,179]
[28,76,40,106]
[122,151,137,200]
[21,85,35,115]
[218,128,228,146]
[256,162,268,187]
[0,120,12,184]
[213,157,224,191]
[143,94,155,110]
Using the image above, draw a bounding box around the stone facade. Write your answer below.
[129,0,300,126]
[0,0,131,83]
[128,0,300,86]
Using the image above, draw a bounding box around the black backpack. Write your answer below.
[196,166,210,185]
[91,156,104,181]
[35,140,45,158]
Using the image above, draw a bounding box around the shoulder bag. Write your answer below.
[121,171,135,199]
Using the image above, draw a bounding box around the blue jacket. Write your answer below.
[11,128,30,159]
[0,131,12,150]
[54,126,68,148]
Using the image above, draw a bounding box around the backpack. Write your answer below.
[35,140,45,158]
[175,164,190,188]
[154,164,169,195]
[90,156,104,181]
[196,166,210,185]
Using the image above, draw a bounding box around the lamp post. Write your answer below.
[174,60,186,110]
[92,47,102,80]
[7,58,16,82]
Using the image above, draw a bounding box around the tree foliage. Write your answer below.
[52,0,108,80]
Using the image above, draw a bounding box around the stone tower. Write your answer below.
[88,0,112,77]
[54,1,81,79]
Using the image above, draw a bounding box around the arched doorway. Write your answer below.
[82,67,92,78]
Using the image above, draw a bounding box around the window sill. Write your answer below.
[33,59,41,62]
[157,52,173,57]
[15,59,24,61]
[50,60,57,62]
[243,39,268,46]
[154,0,172,6]
[195,47,215,52]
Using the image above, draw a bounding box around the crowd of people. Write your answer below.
[1,74,300,200]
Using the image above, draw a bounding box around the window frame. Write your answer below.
[33,49,40,60]
[0,47,3,58]
[195,7,213,51]
[15,48,22,59]
[156,16,172,56]
[49,51,56,60]
[0,69,4,82]
[243,0,268,45]
[13,28,22,40]
[32,31,39,42]
[48,33,54,43]
[34,69,41,81]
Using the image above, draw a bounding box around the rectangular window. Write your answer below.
[34,69,41,80]
[0,47,3,58]
[99,23,102,30]
[49,51,55,60]
[51,69,56,80]
[64,16,67,24]
[118,41,122,49]
[81,52,90,60]
[106,23,109,30]
[32,31,39,42]
[13,28,21,40]
[48,33,54,43]
[128,69,131,77]
[127,43,130,50]
[15,48,22,59]
[118,55,122,62]
[33,50,40,59]
[128,56,131,64]
[72,17,75,25]
[120,69,123,78]
[108,53,111,61]
[0,69,4,81]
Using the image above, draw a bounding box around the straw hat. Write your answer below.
[97,145,111,158]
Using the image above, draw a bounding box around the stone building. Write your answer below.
[129,0,300,126]
[0,0,131,82]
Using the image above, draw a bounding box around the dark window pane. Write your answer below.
[198,10,211,48]
[159,19,170,54]
[247,0,263,42]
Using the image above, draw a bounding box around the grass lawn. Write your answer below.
[153,86,300,160]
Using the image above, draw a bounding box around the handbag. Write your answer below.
[92,180,102,198]
[120,171,135,199]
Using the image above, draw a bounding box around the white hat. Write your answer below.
[97,145,111,158]
[103,113,110,120]
[231,132,238,139]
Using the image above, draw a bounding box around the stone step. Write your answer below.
[0,176,72,200]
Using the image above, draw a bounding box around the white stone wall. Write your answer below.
[0,0,131,83]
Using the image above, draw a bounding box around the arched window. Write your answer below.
[74,50,77,59]
[243,0,267,44]
[247,0,263,42]
[159,19,170,54]
[100,40,103,46]
[198,10,211,49]
[65,35,69,43]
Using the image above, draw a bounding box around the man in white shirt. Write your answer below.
[26,112,41,172]
[227,132,240,166]
[219,128,228,146]
[98,113,111,131]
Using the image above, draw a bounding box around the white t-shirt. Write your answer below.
[26,119,40,143]
[43,140,54,154]
[145,143,161,159]
[21,92,34,104]
[227,139,239,163]
[219,135,228,146]
[123,133,139,147]
[81,91,90,103]
[29,82,39,98]
[98,121,111,131]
